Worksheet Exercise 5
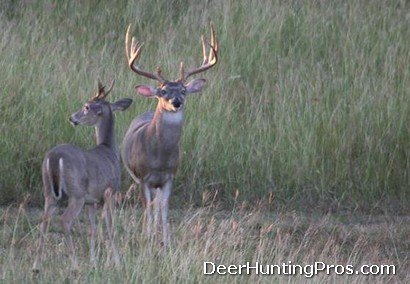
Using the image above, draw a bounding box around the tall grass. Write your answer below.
[0,202,408,282]
[0,0,409,212]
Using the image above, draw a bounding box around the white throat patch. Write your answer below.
[162,110,184,124]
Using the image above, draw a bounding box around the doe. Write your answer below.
[32,80,132,272]
[122,23,218,245]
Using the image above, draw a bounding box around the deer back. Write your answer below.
[43,143,121,203]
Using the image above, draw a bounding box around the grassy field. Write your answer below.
[0,201,408,283]
[0,0,409,282]
[0,0,408,212]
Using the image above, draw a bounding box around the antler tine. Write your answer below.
[125,24,165,83]
[97,79,104,93]
[92,79,105,100]
[125,25,131,61]
[209,22,218,62]
[104,79,115,97]
[182,22,218,82]
[156,66,167,82]
[201,35,207,65]
[178,61,184,81]
[93,79,115,101]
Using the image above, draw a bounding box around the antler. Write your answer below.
[179,22,218,82]
[125,25,165,83]
[93,79,115,101]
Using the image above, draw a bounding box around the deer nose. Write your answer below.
[69,116,79,126]
[172,98,182,108]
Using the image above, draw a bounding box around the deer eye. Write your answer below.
[83,105,90,113]
[160,89,167,96]
[181,89,186,95]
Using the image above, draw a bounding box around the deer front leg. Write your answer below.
[161,180,172,246]
[87,203,98,268]
[102,187,120,268]
[153,187,161,241]
[32,197,57,272]
[61,197,85,271]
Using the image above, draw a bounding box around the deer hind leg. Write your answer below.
[142,183,153,241]
[124,166,141,205]
[61,197,85,271]
[32,196,57,272]
[160,180,172,246]
[87,203,98,267]
[102,187,120,267]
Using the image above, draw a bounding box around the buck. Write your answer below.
[122,23,218,245]
[32,80,132,272]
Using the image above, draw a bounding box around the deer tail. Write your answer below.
[46,158,66,200]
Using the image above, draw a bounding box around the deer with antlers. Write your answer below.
[122,23,218,245]
[32,80,132,272]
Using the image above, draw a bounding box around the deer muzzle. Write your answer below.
[172,98,182,109]
[69,116,79,126]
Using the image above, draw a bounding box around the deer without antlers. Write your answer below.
[32,80,132,272]
[122,23,218,245]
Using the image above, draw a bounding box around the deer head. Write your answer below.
[70,79,132,126]
[125,22,218,112]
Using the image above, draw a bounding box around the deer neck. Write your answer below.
[95,112,117,155]
[148,105,184,147]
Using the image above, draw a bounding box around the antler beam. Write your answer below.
[125,25,165,83]
[180,22,218,82]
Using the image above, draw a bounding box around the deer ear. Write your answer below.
[185,79,206,94]
[111,98,133,112]
[135,85,157,97]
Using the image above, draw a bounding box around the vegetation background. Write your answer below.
[0,0,409,282]
[0,0,409,213]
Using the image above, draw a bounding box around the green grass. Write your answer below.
[1,1,409,282]
[0,1,409,212]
